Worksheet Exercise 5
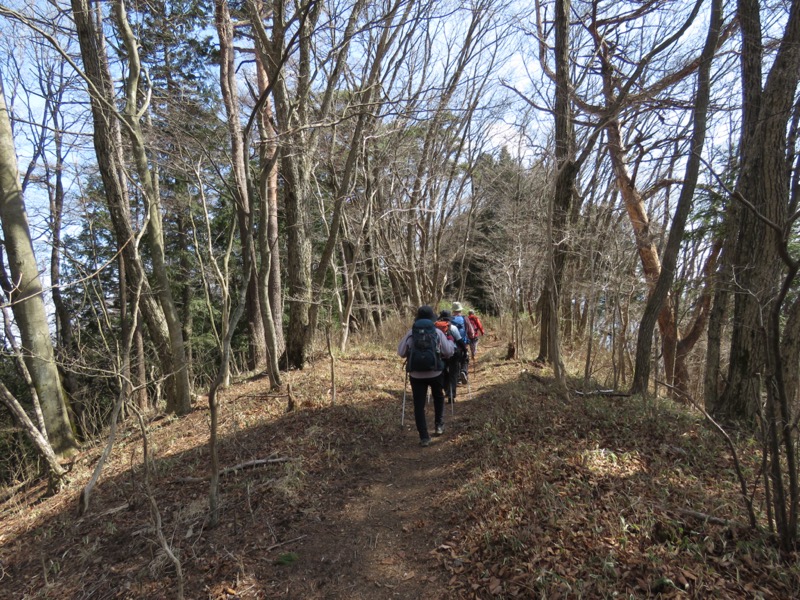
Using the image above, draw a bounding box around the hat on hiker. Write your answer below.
[416,305,436,320]
[439,310,451,319]
[468,310,475,315]
[452,302,463,312]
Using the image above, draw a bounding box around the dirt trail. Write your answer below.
[270,387,483,599]
[0,347,498,600]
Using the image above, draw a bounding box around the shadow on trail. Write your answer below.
[0,354,528,599]
[1,352,772,599]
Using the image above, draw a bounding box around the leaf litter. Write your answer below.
[0,338,797,598]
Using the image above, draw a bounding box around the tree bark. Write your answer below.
[214,0,267,371]
[70,0,190,414]
[631,0,722,397]
[717,0,800,420]
[111,0,193,414]
[0,75,77,455]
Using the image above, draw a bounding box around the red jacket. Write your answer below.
[468,314,485,337]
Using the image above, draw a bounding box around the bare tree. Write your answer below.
[214,0,268,372]
[711,0,800,422]
[631,0,724,396]
[65,0,193,414]
[0,73,77,455]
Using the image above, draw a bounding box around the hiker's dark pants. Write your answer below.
[410,375,445,440]
[459,347,470,377]
[443,357,459,401]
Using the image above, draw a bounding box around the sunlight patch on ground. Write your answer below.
[579,447,645,478]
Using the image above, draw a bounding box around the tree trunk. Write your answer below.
[0,75,76,455]
[253,52,284,387]
[177,213,194,384]
[71,0,190,414]
[537,0,582,364]
[214,0,267,371]
[717,0,800,421]
[0,381,66,489]
[631,0,722,397]
[255,53,285,357]
[112,0,192,414]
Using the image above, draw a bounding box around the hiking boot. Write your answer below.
[420,438,431,447]
[460,371,468,384]
[434,424,444,436]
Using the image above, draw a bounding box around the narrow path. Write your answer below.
[275,375,486,599]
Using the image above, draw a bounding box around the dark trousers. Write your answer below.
[443,356,459,401]
[459,347,470,376]
[410,375,445,440]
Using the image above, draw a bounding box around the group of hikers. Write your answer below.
[397,302,486,447]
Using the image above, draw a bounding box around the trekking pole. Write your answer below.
[401,371,408,427]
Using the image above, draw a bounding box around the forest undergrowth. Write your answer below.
[0,334,798,599]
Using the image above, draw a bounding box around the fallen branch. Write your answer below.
[573,389,631,398]
[171,457,296,484]
[670,507,746,529]
[233,392,292,401]
[256,535,307,552]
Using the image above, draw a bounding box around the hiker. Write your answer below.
[398,305,455,446]
[450,302,473,383]
[435,310,467,404]
[467,310,486,359]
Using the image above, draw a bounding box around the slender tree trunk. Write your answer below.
[47,99,80,410]
[255,53,285,357]
[112,0,192,414]
[631,0,722,396]
[253,58,283,388]
[177,213,194,384]
[604,114,687,393]
[0,381,66,489]
[705,198,737,411]
[215,0,267,371]
[71,0,189,414]
[0,76,76,455]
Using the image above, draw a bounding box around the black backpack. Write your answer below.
[406,319,444,372]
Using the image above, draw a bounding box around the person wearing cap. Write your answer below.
[398,305,455,446]
[450,302,473,383]
[467,309,485,359]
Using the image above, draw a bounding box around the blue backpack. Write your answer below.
[451,315,470,343]
[406,319,444,372]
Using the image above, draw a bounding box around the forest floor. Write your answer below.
[1,335,799,599]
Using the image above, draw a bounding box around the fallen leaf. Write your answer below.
[489,577,503,595]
